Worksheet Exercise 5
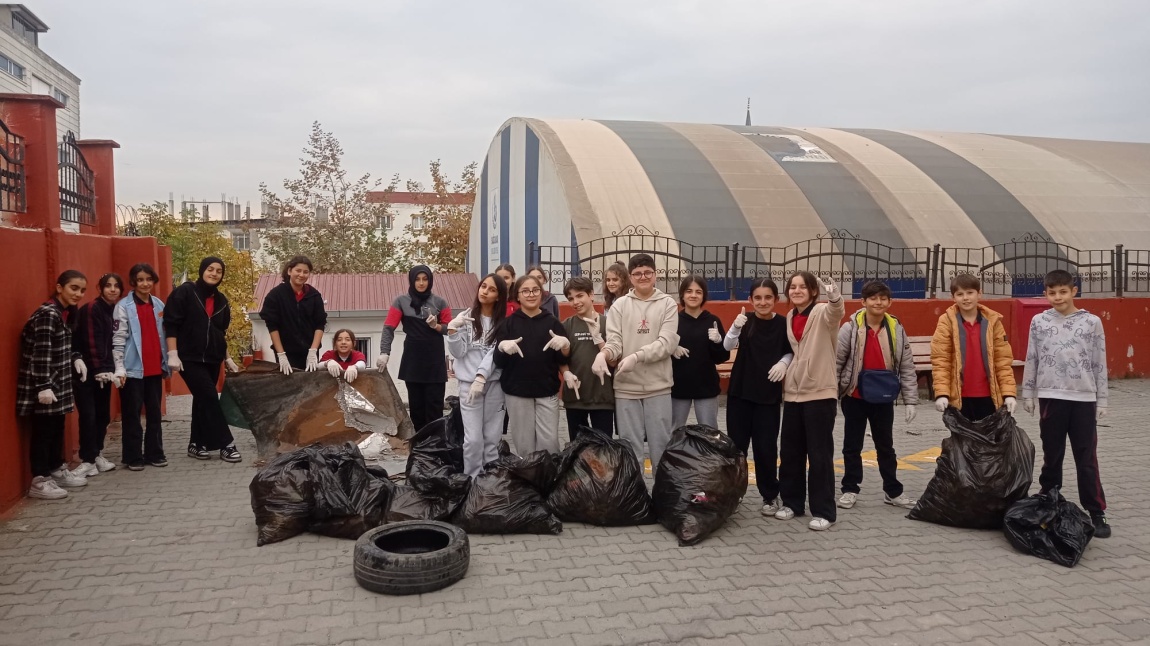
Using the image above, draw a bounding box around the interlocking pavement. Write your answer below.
[2,381,1149,646]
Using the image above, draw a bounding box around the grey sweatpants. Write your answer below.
[671,397,719,430]
[616,394,673,470]
[504,393,560,455]
[458,379,506,477]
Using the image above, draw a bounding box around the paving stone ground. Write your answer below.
[2,381,1149,646]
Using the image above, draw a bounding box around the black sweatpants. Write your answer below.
[726,396,781,502]
[959,396,996,422]
[565,408,614,442]
[779,398,838,521]
[184,361,234,451]
[406,381,446,434]
[29,414,65,477]
[1038,398,1106,514]
[840,396,902,497]
[74,376,112,463]
[121,375,165,464]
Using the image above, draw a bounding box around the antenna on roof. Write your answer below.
[745,98,752,127]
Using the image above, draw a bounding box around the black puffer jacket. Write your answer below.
[165,281,231,365]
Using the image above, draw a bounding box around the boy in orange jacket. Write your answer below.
[930,274,1017,420]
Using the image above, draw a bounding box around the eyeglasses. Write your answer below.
[630,271,655,279]
[519,288,542,296]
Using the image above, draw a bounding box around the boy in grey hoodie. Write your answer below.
[1021,270,1111,538]
[593,254,680,470]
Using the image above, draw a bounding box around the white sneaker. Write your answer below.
[884,493,916,509]
[809,517,835,531]
[774,506,795,520]
[28,476,67,500]
[761,497,781,516]
[837,492,857,509]
[94,456,117,472]
[51,467,87,488]
[76,462,99,478]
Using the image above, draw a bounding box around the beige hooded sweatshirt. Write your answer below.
[603,288,680,399]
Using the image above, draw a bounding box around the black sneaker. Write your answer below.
[220,446,242,463]
[127,461,145,472]
[187,444,211,460]
[148,457,168,468]
[1091,512,1112,539]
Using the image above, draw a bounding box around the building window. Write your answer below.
[232,231,250,251]
[355,339,370,357]
[52,89,69,107]
[11,16,37,46]
[376,214,393,230]
[0,53,25,80]
[413,244,427,262]
[411,214,426,231]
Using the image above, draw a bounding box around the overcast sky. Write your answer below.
[39,0,1150,209]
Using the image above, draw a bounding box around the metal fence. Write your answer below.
[528,229,1142,299]
[58,131,95,225]
[0,117,25,213]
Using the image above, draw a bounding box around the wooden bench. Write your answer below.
[909,335,1025,400]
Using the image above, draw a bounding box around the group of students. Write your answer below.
[20,258,243,500]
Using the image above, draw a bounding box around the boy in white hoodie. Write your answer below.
[594,254,680,470]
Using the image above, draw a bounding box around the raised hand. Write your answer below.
[498,337,524,357]
[447,308,474,332]
[543,330,570,352]
[708,322,722,344]
[819,276,840,300]
[732,307,747,329]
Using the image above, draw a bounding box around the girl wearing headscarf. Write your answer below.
[165,257,242,462]
[378,265,452,432]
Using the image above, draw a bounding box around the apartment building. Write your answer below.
[0,5,80,141]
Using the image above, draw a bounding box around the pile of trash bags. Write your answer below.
[251,402,749,545]
[908,406,1035,529]
[1003,487,1094,567]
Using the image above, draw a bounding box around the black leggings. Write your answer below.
[74,377,112,463]
[726,396,781,501]
[183,360,234,451]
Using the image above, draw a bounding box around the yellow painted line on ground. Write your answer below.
[642,447,941,486]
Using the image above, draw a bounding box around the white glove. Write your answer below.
[94,372,115,388]
[1098,406,1108,420]
[768,360,787,382]
[672,346,690,359]
[37,389,57,405]
[905,405,917,423]
[1023,398,1035,415]
[498,337,524,357]
[74,358,88,382]
[543,330,570,352]
[707,323,722,344]
[305,349,319,372]
[166,350,182,372]
[344,365,358,382]
[326,361,342,377]
[582,314,603,345]
[732,307,747,330]
[376,354,389,371]
[467,375,486,405]
[225,357,240,373]
[592,352,611,385]
[935,397,949,413]
[1004,396,1017,414]
[616,354,638,375]
[820,276,840,300]
[447,308,474,332]
[426,314,439,330]
[113,368,126,388]
[277,352,293,376]
[563,370,581,400]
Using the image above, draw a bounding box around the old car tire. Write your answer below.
[353,520,469,595]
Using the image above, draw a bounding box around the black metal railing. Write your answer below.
[529,229,1143,299]
[0,117,26,213]
[58,131,95,225]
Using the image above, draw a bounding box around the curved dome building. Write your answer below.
[467,118,1150,298]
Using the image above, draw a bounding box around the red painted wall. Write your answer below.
[559,297,1150,378]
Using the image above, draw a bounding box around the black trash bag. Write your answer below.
[385,478,470,523]
[452,450,562,534]
[305,443,393,540]
[1003,487,1094,567]
[908,406,1035,529]
[547,426,656,526]
[250,449,315,546]
[405,397,465,494]
[652,425,748,546]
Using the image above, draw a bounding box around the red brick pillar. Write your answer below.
[76,140,120,237]
[0,94,62,232]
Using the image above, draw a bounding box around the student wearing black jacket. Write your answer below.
[72,273,123,477]
[670,276,730,429]
[166,257,243,462]
[490,274,569,455]
[723,278,793,517]
[259,255,328,375]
